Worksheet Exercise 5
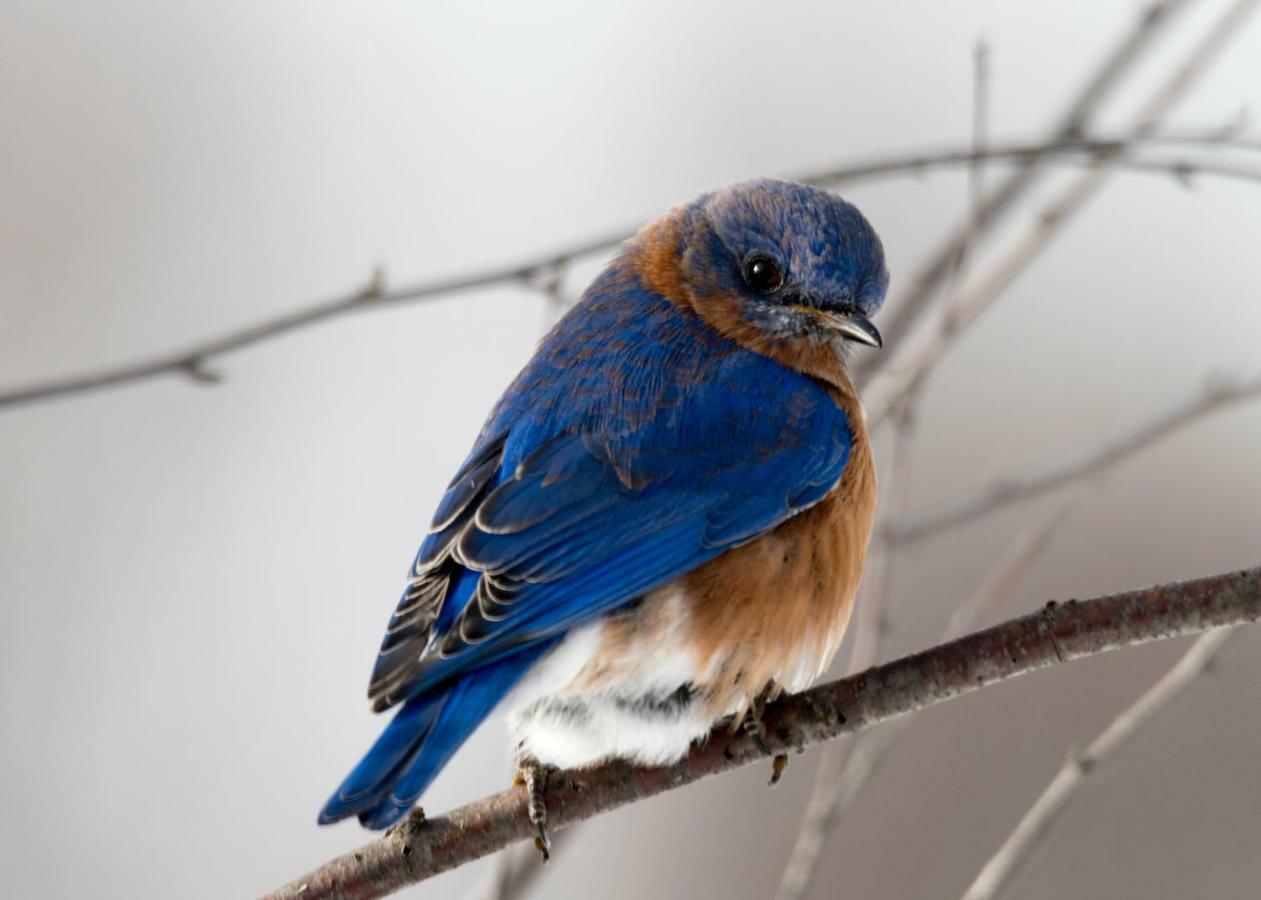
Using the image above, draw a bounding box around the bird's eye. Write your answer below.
[742,255,784,293]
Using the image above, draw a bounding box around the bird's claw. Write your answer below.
[517,762,554,863]
[769,753,789,787]
[739,704,789,787]
[742,710,772,755]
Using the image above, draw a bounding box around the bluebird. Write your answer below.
[319,179,888,853]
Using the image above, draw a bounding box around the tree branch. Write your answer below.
[850,0,1198,383]
[776,38,996,895]
[861,0,1259,426]
[265,565,1261,900]
[895,374,1261,545]
[5,132,1261,412]
[960,624,1241,900]
[861,0,1260,428]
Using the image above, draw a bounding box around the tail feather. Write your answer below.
[317,690,447,824]
[319,640,556,830]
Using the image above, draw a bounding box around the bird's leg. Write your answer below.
[512,757,555,862]
[739,695,790,788]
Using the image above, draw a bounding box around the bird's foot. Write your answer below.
[514,761,555,862]
[739,704,789,787]
[769,752,789,787]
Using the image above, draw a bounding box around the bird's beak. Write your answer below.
[824,312,883,348]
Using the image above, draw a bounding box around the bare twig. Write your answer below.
[960,625,1241,900]
[853,402,919,678]
[770,397,919,900]
[851,0,1198,383]
[861,0,1259,425]
[775,364,919,900]
[6,135,1261,412]
[800,131,1261,188]
[470,830,572,900]
[943,511,1072,641]
[895,374,1261,545]
[775,506,1074,900]
[969,39,992,219]
[265,566,1261,900]
[776,46,993,897]
[0,247,612,410]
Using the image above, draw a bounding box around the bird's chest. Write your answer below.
[676,448,877,708]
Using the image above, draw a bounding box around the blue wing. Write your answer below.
[320,264,854,827]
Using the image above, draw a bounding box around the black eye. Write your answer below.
[742,255,784,293]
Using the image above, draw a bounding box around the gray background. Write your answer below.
[2,2,1260,898]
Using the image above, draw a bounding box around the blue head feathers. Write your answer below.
[676,179,889,348]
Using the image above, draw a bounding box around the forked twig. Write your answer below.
[960,626,1241,900]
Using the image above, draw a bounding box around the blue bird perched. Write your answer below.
[319,179,889,852]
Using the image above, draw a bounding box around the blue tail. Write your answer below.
[319,642,554,830]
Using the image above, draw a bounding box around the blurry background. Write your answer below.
[2,1,1260,898]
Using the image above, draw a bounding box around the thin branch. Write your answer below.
[469,829,572,900]
[777,49,993,895]
[851,0,1199,383]
[770,408,909,899]
[970,39,992,216]
[775,508,1071,900]
[854,403,918,676]
[5,136,1261,412]
[895,374,1261,545]
[770,396,919,899]
[942,511,1072,642]
[861,0,1259,425]
[0,246,614,409]
[960,624,1241,900]
[800,133,1261,187]
[265,566,1261,900]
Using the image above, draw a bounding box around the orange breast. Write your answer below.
[679,403,876,715]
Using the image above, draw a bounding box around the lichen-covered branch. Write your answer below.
[265,565,1261,900]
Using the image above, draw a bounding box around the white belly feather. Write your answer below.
[504,587,719,769]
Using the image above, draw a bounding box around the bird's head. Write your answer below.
[635,179,888,381]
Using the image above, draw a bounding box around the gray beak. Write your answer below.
[832,314,883,348]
